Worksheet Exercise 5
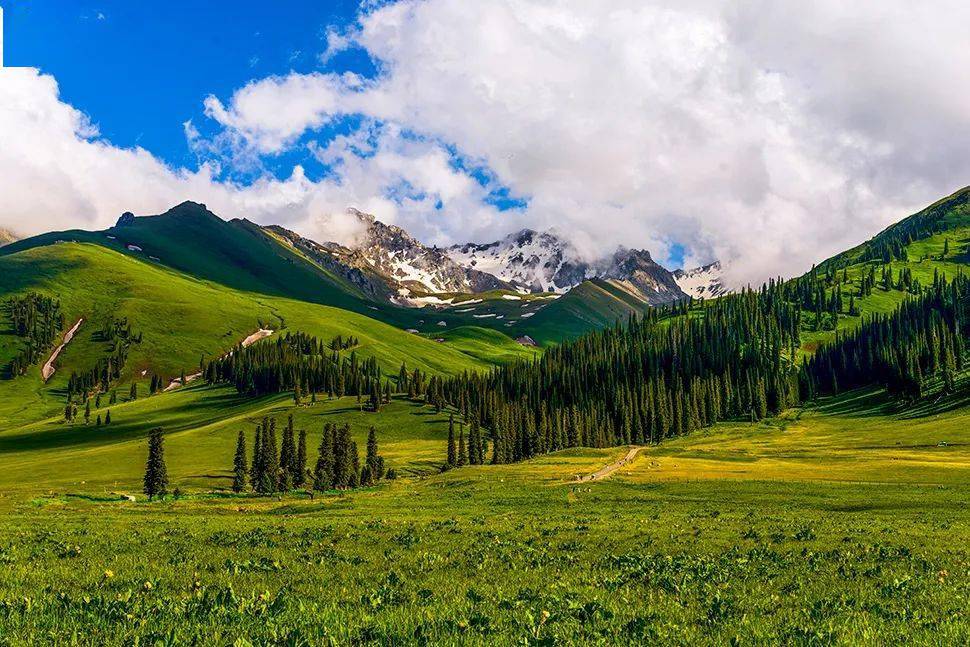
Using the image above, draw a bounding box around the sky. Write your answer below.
[1,1,969,285]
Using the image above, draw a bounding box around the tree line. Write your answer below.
[5,292,65,377]
[231,416,390,495]
[66,315,142,403]
[438,285,804,466]
[203,331,426,409]
[802,273,967,400]
[143,420,391,500]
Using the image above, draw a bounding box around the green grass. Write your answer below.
[429,326,539,365]
[0,393,967,643]
[0,388,458,496]
[0,242,511,428]
[1,195,969,643]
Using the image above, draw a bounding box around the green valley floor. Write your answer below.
[0,389,968,644]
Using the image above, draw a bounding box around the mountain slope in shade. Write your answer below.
[673,261,728,298]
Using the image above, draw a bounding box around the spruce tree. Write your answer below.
[365,426,384,483]
[313,423,335,491]
[232,430,248,493]
[129,382,138,401]
[251,423,264,490]
[294,427,307,487]
[457,427,468,466]
[143,427,168,500]
[446,415,457,467]
[279,417,295,491]
[261,418,280,493]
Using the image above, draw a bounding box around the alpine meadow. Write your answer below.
[1,2,970,645]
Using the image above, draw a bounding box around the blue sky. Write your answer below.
[5,1,372,175]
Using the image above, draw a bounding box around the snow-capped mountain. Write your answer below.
[448,229,587,293]
[673,261,728,299]
[268,209,511,300]
[270,211,687,307]
[448,229,685,303]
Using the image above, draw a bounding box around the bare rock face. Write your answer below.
[598,248,686,303]
[116,212,136,227]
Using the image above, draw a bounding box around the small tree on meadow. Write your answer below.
[232,429,248,493]
[143,427,169,500]
[294,427,307,487]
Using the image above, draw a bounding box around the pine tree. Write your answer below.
[251,423,264,489]
[364,426,384,484]
[279,416,296,491]
[457,427,468,466]
[313,424,335,491]
[104,409,111,425]
[446,415,457,467]
[143,427,168,500]
[294,427,307,487]
[129,382,137,401]
[261,419,280,493]
[232,430,248,493]
[84,400,91,425]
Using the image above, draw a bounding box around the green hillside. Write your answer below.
[793,186,969,353]
[0,202,648,344]
[0,242,507,428]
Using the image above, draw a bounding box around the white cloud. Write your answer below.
[195,0,970,283]
[3,1,970,287]
[0,68,429,247]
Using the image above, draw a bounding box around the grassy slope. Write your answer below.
[0,388,456,495]
[0,242,498,427]
[0,203,649,344]
[624,387,970,486]
[797,186,970,352]
[515,279,651,344]
[0,202,367,311]
[0,393,967,643]
[430,326,539,365]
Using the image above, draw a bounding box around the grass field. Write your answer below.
[0,389,967,644]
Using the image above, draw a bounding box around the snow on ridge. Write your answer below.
[673,261,728,299]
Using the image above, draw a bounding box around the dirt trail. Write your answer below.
[578,446,643,482]
[41,318,84,382]
[241,328,274,347]
[164,328,274,392]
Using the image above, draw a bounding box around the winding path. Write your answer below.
[578,446,643,482]
[41,318,84,382]
[164,328,274,392]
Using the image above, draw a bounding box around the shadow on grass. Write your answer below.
[0,385,283,453]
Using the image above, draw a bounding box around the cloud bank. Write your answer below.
[2,1,969,286]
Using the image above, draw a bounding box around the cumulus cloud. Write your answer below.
[3,1,970,286]
[195,0,970,283]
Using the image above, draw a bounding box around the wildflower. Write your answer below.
[143,580,153,591]
[103,570,114,579]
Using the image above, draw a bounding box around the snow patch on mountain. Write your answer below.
[673,261,729,299]
[447,229,587,293]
